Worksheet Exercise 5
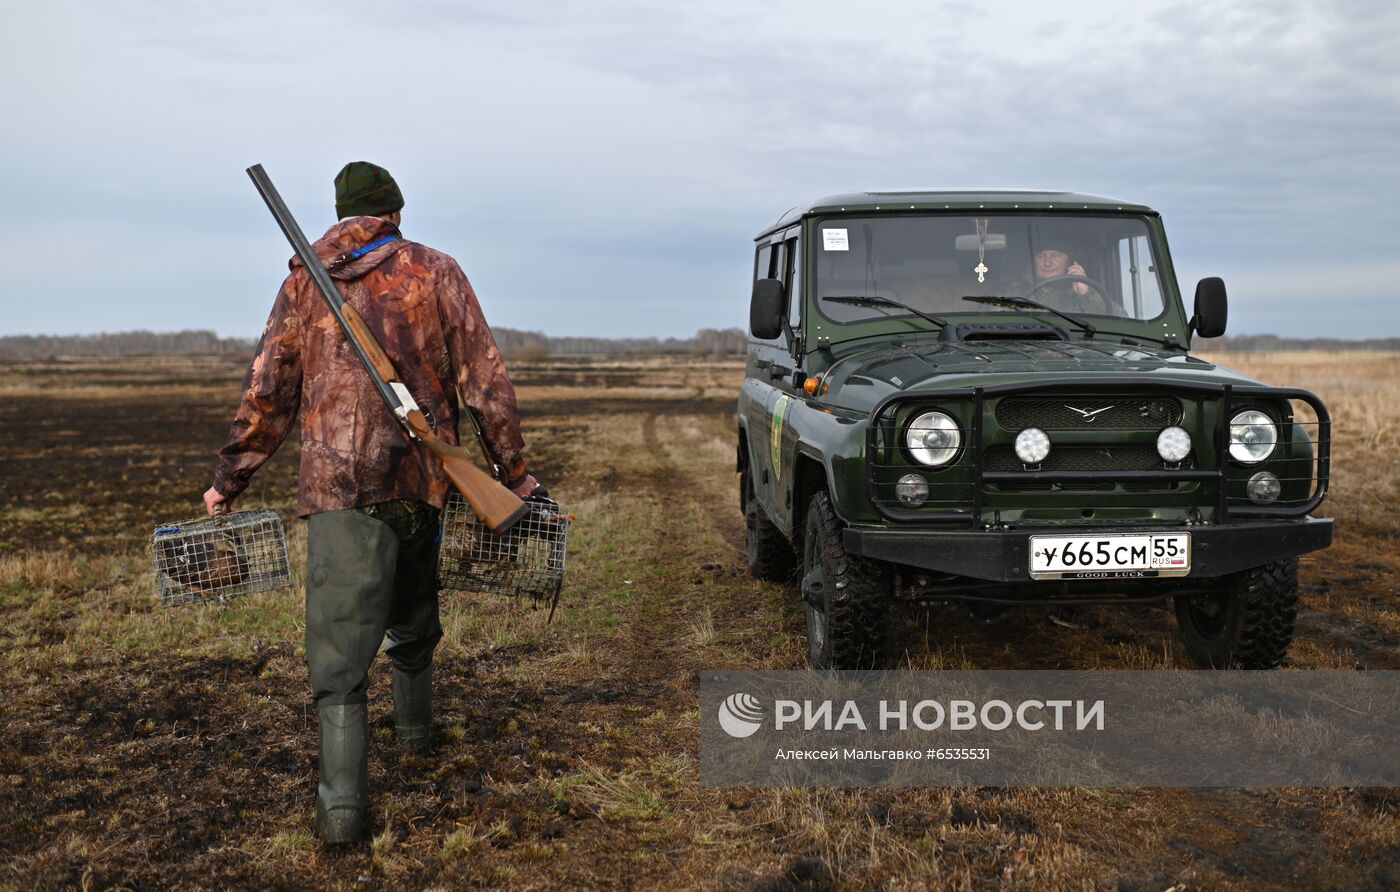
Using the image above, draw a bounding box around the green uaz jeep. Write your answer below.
[737,190,1332,670]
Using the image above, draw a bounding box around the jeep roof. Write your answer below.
[760,189,1157,238]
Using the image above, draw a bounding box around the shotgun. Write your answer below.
[246,163,529,534]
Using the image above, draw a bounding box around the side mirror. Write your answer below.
[750,278,785,340]
[1191,277,1228,338]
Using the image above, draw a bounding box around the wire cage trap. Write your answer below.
[151,507,292,607]
[437,492,571,608]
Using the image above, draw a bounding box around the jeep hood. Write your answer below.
[817,338,1260,413]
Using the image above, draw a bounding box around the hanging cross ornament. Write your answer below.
[974,219,990,283]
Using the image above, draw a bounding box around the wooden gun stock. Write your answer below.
[341,304,398,383]
[403,409,531,532]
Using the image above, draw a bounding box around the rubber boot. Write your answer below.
[315,702,369,844]
[392,664,433,754]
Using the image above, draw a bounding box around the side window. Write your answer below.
[783,236,801,327]
[771,240,788,287]
[753,243,782,342]
[1117,235,1164,319]
[754,244,774,283]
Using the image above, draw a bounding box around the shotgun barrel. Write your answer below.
[246,164,406,420]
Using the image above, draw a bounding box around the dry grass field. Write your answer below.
[0,350,1396,890]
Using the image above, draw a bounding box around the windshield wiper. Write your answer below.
[823,295,947,330]
[1088,327,1178,349]
[961,295,1096,336]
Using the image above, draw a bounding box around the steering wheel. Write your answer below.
[1026,273,1111,304]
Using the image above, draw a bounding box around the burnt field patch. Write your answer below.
[0,391,299,555]
[0,355,252,391]
[0,352,1397,890]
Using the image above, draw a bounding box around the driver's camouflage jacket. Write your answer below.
[211,216,528,517]
[1005,272,1112,316]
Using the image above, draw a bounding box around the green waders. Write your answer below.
[305,500,442,843]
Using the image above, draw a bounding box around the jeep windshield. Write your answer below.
[814,214,1171,329]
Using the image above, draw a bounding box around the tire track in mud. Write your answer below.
[632,408,801,669]
[639,407,769,583]
[638,409,740,546]
[550,405,783,683]
[607,410,740,665]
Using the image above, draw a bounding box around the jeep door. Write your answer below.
[744,228,803,532]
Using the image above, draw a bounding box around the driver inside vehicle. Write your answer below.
[1012,229,1112,315]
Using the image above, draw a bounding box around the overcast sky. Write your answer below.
[2,0,1397,340]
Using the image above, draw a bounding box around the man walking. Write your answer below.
[204,161,540,843]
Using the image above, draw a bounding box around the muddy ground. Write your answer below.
[0,353,1396,890]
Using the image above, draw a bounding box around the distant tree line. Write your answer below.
[494,327,746,358]
[1195,335,1400,352]
[0,327,750,359]
[0,330,258,359]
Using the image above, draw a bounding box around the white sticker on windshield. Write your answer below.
[822,228,849,251]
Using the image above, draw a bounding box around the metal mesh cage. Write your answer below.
[151,508,292,607]
[437,492,570,607]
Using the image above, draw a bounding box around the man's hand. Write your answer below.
[509,474,545,499]
[1067,262,1089,295]
[203,486,231,517]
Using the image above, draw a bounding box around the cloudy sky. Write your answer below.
[2,0,1397,340]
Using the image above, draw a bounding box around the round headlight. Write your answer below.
[895,474,929,505]
[1229,410,1277,463]
[1156,426,1192,463]
[1246,471,1281,504]
[906,411,961,466]
[1014,427,1051,465]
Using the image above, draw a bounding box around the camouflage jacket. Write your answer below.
[212,216,528,516]
[1005,272,1113,316]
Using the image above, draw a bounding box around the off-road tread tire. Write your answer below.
[805,491,891,669]
[1176,558,1299,669]
[744,469,796,581]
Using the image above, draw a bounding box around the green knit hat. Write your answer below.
[334,161,404,219]
[1033,224,1076,256]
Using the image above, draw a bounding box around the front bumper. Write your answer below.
[844,517,1333,582]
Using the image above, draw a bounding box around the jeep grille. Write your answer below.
[984,444,1169,472]
[996,397,1182,430]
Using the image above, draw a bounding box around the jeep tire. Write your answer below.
[1174,558,1299,669]
[743,467,795,581]
[801,491,891,669]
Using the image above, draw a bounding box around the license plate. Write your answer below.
[1029,533,1191,580]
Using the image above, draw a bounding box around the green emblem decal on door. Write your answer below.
[770,394,791,480]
